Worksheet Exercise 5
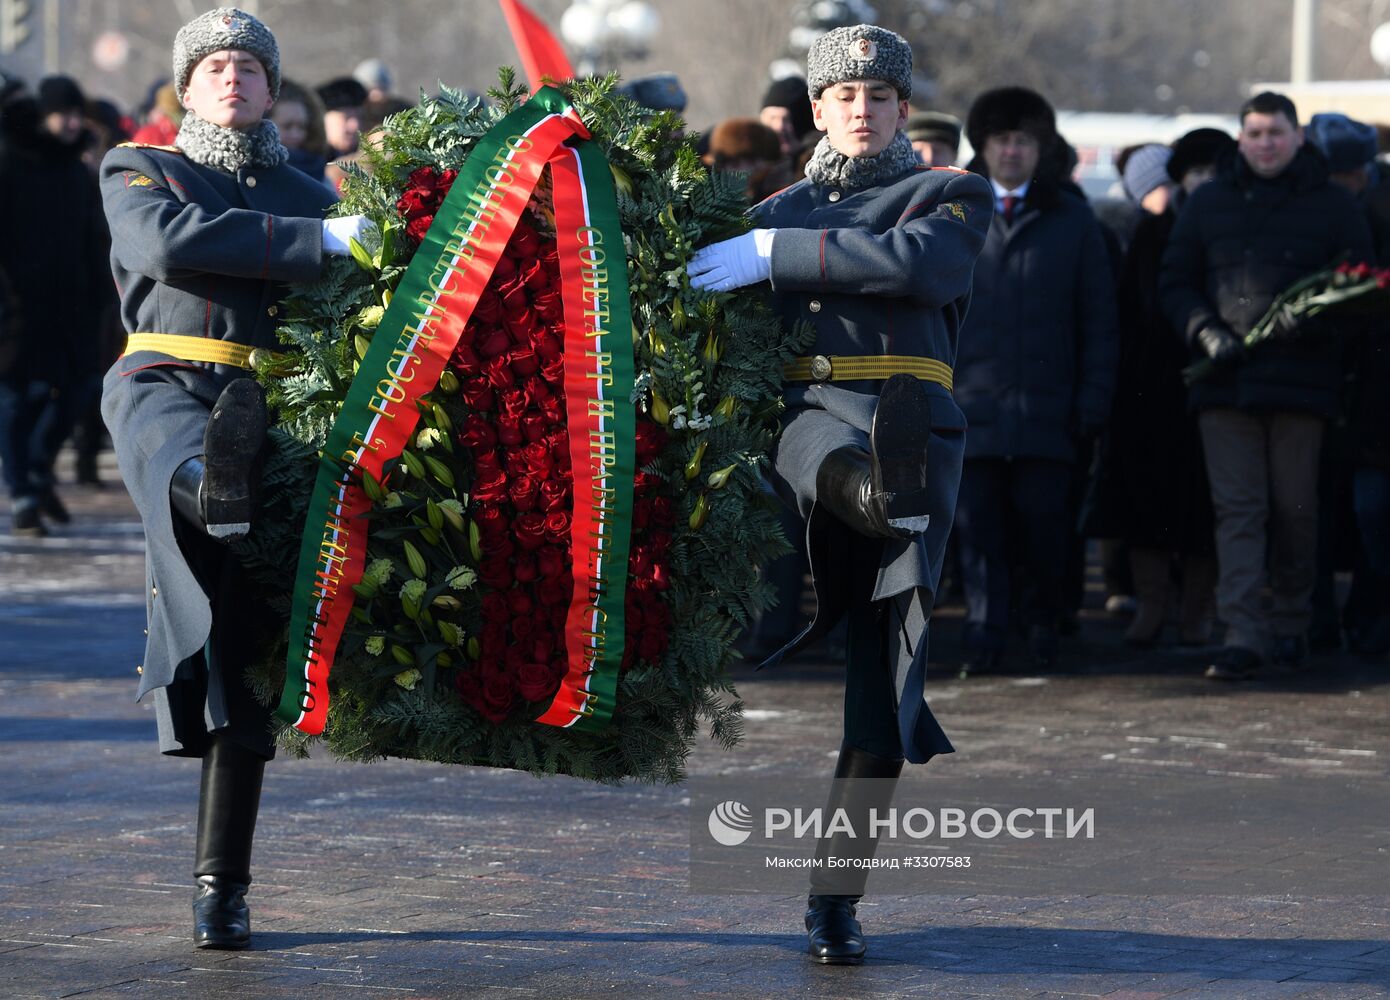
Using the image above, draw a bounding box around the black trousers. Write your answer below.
[840,535,904,761]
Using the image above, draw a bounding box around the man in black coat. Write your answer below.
[0,75,111,536]
[952,86,1118,674]
[1159,91,1374,679]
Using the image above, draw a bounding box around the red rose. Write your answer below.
[520,376,553,408]
[459,414,497,450]
[539,394,566,424]
[476,327,511,360]
[500,280,530,317]
[406,214,434,243]
[459,377,494,412]
[506,590,534,616]
[515,512,548,551]
[536,576,570,607]
[474,502,509,537]
[495,413,524,446]
[521,410,549,442]
[535,544,567,581]
[491,254,518,280]
[511,615,536,642]
[508,223,541,259]
[479,534,515,560]
[517,661,559,702]
[540,355,566,385]
[497,387,528,419]
[538,479,569,512]
[483,355,516,389]
[531,330,562,360]
[451,342,483,376]
[481,592,510,623]
[521,259,550,290]
[508,346,540,378]
[533,289,564,323]
[481,671,516,720]
[635,422,667,465]
[472,288,503,325]
[519,440,554,478]
[513,553,539,584]
[543,510,571,543]
[508,475,540,511]
[472,467,509,504]
[479,555,514,589]
[397,187,432,218]
[472,449,502,476]
[439,167,458,189]
[504,310,538,343]
[634,470,660,492]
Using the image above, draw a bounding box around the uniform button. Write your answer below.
[828,191,841,202]
[245,175,257,188]
[136,665,143,675]
[143,628,148,636]
[267,305,278,317]
[809,299,822,312]
[151,586,158,597]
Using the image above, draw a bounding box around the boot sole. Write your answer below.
[871,374,932,535]
[203,379,268,537]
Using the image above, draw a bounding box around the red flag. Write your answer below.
[498,0,575,92]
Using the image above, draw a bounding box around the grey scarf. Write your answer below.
[175,111,288,174]
[804,131,919,191]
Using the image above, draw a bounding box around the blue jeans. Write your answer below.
[0,377,75,502]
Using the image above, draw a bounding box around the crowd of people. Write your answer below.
[2,43,1388,690]
[712,76,1390,683]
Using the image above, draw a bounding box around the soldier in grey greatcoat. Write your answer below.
[689,25,991,965]
[99,7,374,950]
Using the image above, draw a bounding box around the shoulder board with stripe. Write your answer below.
[117,142,184,154]
[912,164,968,175]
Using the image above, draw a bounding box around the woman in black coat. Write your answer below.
[1093,130,1233,644]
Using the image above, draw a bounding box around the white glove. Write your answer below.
[688,229,776,292]
[322,215,379,257]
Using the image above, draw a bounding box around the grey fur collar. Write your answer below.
[175,111,287,173]
[804,131,918,191]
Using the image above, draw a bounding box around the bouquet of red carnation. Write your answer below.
[1184,261,1390,385]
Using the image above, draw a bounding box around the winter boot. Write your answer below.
[192,735,265,949]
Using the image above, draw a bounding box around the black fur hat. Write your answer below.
[965,86,1055,152]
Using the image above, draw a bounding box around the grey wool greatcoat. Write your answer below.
[99,142,336,751]
[755,163,993,763]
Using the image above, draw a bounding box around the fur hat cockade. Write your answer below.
[806,24,912,102]
[965,86,1055,152]
[173,7,280,102]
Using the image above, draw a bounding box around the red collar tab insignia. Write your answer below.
[852,37,876,61]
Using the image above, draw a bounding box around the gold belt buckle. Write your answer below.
[809,355,833,381]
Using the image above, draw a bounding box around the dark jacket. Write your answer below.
[1158,145,1374,418]
[0,97,111,383]
[954,164,1119,462]
[1346,172,1390,468]
[99,141,336,701]
[1087,206,1213,551]
[755,162,993,763]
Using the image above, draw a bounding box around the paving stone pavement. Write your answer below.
[1,455,1388,999]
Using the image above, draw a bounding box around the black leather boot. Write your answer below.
[193,735,265,950]
[813,374,933,539]
[806,744,905,964]
[170,379,268,543]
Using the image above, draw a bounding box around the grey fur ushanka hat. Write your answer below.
[806,24,912,102]
[173,7,281,102]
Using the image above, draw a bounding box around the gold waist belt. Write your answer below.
[122,333,258,370]
[782,354,953,392]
